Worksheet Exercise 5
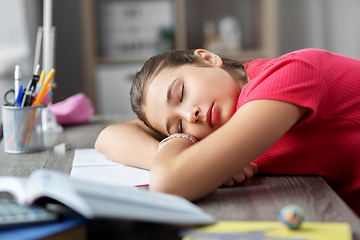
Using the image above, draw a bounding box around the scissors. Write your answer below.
[4,84,24,107]
[4,89,15,106]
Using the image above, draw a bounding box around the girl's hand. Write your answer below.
[223,162,258,187]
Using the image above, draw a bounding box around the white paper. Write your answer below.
[19,169,215,224]
[72,148,120,167]
[71,148,149,187]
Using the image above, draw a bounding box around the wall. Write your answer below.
[0,0,40,110]
[2,0,360,115]
[278,0,360,59]
[52,0,85,103]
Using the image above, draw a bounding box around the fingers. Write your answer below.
[223,162,259,187]
[250,162,258,174]
[223,171,245,187]
[242,164,255,179]
[223,178,235,187]
[232,170,245,183]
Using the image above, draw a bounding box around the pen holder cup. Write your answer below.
[2,105,45,154]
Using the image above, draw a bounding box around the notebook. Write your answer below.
[71,148,149,187]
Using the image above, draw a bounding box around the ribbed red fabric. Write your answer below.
[237,49,360,216]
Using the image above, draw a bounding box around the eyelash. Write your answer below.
[180,84,184,102]
[178,119,183,133]
[178,84,184,133]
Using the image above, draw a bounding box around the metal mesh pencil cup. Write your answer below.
[2,105,44,154]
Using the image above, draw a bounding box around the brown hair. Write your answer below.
[130,49,248,133]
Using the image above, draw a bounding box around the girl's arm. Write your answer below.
[95,119,162,170]
[150,100,308,200]
[95,119,258,182]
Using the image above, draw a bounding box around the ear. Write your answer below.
[194,49,223,67]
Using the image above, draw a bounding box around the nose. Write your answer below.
[182,106,200,124]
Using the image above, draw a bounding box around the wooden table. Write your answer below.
[0,115,359,240]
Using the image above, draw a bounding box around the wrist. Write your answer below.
[159,134,197,147]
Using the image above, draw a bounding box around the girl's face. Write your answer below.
[144,55,243,140]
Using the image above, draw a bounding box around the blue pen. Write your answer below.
[15,84,24,107]
[14,65,21,99]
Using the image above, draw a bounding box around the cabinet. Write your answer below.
[80,0,279,114]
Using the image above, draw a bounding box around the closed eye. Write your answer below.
[178,84,184,133]
[178,119,183,133]
[180,83,184,102]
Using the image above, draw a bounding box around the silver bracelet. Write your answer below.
[159,134,196,147]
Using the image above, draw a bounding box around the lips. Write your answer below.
[206,103,214,128]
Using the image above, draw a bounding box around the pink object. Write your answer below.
[238,49,360,216]
[50,93,94,125]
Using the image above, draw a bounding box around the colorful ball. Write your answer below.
[278,205,305,230]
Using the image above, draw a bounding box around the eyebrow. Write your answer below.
[166,78,178,103]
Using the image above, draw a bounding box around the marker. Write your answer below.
[14,65,21,99]
[14,84,24,107]
[21,65,41,107]
[30,64,41,90]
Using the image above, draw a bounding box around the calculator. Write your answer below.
[0,199,59,229]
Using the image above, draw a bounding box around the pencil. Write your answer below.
[32,69,55,107]
[25,69,55,144]
[5,135,14,149]
[38,70,46,87]
[24,110,36,145]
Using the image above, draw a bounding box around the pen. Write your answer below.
[21,79,33,107]
[14,84,24,107]
[21,65,41,107]
[30,64,41,90]
[14,65,21,99]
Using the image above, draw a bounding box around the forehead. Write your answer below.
[147,64,187,95]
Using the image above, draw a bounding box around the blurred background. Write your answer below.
[1,0,360,117]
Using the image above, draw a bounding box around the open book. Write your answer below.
[0,169,215,225]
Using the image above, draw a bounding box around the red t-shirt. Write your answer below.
[237,49,360,215]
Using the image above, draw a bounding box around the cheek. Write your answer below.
[187,126,213,140]
[149,115,168,136]
[145,106,165,135]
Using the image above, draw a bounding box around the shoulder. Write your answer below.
[245,49,326,88]
[238,49,329,120]
[278,48,330,61]
[271,48,327,68]
[246,49,325,79]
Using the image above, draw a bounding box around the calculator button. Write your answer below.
[0,200,58,229]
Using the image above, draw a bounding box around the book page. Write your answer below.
[71,177,215,225]
[0,177,27,204]
[26,170,93,217]
[8,169,214,224]
[71,149,149,187]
